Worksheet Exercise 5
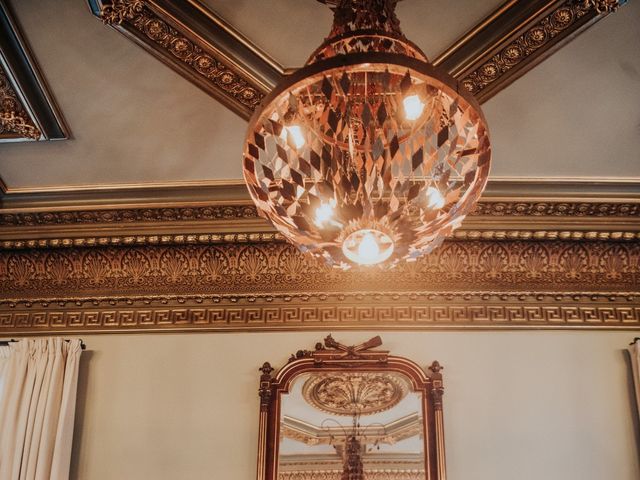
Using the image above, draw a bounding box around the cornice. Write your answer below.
[87,0,627,117]
[1,292,639,334]
[0,239,638,333]
[0,0,68,142]
[0,180,637,248]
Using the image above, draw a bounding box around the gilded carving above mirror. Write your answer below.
[257,335,446,480]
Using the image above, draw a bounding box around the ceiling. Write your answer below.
[0,0,638,193]
[280,372,424,457]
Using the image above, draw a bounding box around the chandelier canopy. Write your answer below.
[243,0,491,268]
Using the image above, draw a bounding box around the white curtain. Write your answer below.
[0,338,82,480]
[0,345,10,399]
[629,341,640,417]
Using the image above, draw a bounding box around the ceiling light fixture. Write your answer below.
[243,0,491,268]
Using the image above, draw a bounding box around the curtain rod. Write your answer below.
[0,339,86,350]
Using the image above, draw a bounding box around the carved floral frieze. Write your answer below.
[1,241,638,298]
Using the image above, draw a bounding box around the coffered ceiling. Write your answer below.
[0,0,638,194]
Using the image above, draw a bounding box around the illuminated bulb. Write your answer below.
[426,186,445,209]
[403,95,424,121]
[357,232,380,263]
[280,125,305,149]
[314,201,335,227]
[342,229,394,266]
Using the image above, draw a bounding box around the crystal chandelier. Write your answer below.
[243,0,491,268]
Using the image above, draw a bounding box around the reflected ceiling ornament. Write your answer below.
[302,372,409,416]
[243,0,491,268]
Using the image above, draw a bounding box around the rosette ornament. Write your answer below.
[243,0,491,268]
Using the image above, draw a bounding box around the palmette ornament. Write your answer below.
[243,0,491,268]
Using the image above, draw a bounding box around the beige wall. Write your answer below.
[34,331,640,479]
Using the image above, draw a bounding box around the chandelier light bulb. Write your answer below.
[314,200,336,228]
[358,233,380,263]
[403,94,424,121]
[342,229,394,266]
[243,0,491,269]
[279,125,305,149]
[426,186,445,209]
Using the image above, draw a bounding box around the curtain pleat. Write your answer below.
[629,341,640,417]
[0,338,82,480]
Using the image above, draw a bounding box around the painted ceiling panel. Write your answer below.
[483,0,640,180]
[206,0,506,66]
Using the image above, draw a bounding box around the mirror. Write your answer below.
[257,336,445,480]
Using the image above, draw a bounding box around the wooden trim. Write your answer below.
[86,0,628,116]
[0,0,69,141]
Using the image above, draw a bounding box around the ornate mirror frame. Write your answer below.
[257,335,446,480]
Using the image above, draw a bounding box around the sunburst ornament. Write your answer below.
[243,0,491,268]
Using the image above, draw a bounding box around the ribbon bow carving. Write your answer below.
[323,334,383,358]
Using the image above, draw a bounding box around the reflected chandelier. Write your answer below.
[243,0,491,268]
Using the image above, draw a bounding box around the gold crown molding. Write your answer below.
[436,0,627,102]
[1,195,638,249]
[0,240,639,333]
[87,0,626,118]
[2,200,638,225]
[0,0,68,142]
[1,291,639,334]
[2,242,637,298]
[1,230,640,252]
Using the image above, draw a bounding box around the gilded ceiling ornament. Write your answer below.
[0,111,40,140]
[583,0,621,14]
[302,372,410,416]
[99,0,144,25]
[0,69,40,140]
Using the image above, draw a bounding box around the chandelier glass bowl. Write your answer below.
[243,0,491,268]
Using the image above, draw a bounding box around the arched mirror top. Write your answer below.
[257,335,446,480]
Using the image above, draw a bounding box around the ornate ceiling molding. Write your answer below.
[435,0,627,102]
[87,0,282,119]
[302,372,410,416]
[87,0,627,117]
[0,0,68,142]
[0,181,638,249]
[0,240,638,334]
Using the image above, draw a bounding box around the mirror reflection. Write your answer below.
[279,371,425,480]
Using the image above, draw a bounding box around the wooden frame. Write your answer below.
[257,335,446,480]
